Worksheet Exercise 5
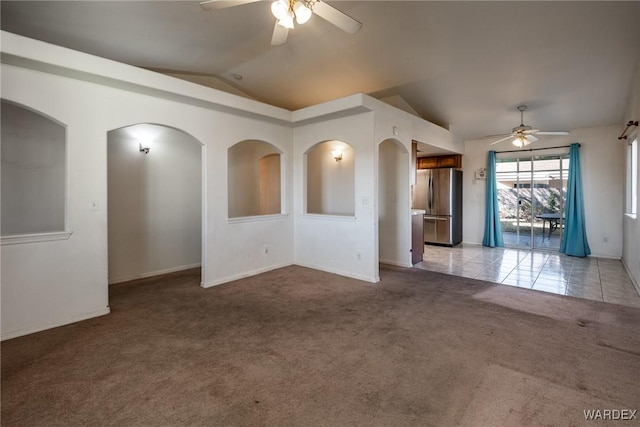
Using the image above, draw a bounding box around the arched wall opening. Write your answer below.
[378,138,412,267]
[107,123,203,284]
[228,140,282,218]
[305,140,355,216]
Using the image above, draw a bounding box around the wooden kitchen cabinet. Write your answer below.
[417,157,439,169]
[417,154,462,169]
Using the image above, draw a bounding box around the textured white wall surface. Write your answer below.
[378,139,410,267]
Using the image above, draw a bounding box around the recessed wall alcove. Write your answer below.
[305,140,355,216]
[1,100,66,238]
[228,140,282,218]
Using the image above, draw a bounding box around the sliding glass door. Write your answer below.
[495,153,569,250]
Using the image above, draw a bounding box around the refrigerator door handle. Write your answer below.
[424,216,448,221]
[427,174,433,213]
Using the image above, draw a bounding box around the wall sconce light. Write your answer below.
[332,150,343,162]
[139,138,152,154]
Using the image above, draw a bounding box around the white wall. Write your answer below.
[378,139,411,267]
[294,113,379,282]
[622,60,640,291]
[107,124,202,284]
[463,126,625,259]
[1,100,66,235]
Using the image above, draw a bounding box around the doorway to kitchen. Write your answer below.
[495,153,569,250]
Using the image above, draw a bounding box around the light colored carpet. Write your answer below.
[2,265,639,426]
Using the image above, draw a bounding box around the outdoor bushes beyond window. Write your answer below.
[1,101,66,236]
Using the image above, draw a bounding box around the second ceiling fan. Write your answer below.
[490,105,570,147]
[200,0,362,45]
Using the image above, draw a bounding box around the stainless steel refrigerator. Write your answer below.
[413,168,462,246]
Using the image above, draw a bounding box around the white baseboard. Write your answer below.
[294,261,380,284]
[201,262,293,288]
[1,307,110,341]
[109,263,201,285]
[379,258,413,268]
[589,253,621,260]
[203,261,380,288]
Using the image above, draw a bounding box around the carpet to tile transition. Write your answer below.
[2,265,639,426]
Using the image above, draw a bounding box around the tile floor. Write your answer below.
[415,244,640,308]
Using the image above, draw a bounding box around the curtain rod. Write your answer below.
[618,120,638,140]
[494,144,578,154]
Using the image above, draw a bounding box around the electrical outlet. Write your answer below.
[90,200,99,211]
[263,244,270,255]
[356,252,362,261]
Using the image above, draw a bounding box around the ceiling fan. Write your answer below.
[200,0,362,45]
[489,105,570,147]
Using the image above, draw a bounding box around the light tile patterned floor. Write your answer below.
[415,244,640,308]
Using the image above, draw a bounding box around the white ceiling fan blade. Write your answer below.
[535,131,570,135]
[483,132,512,139]
[200,0,261,11]
[312,1,362,34]
[525,134,538,143]
[490,135,514,145]
[271,21,289,45]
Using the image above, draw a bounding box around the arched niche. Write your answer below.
[306,140,355,216]
[1,99,66,237]
[107,123,203,284]
[228,140,282,218]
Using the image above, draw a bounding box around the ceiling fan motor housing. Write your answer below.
[512,124,532,133]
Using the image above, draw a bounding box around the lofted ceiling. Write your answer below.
[1,1,639,141]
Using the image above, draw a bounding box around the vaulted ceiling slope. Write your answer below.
[2,1,639,140]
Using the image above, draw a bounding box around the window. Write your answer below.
[626,137,638,217]
[1,100,68,242]
[228,140,282,218]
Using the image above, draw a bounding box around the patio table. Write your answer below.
[536,213,563,238]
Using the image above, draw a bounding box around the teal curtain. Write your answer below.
[482,151,504,247]
[560,143,591,257]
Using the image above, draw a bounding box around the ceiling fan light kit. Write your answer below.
[293,1,312,24]
[201,0,362,45]
[512,133,538,148]
[272,0,309,27]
